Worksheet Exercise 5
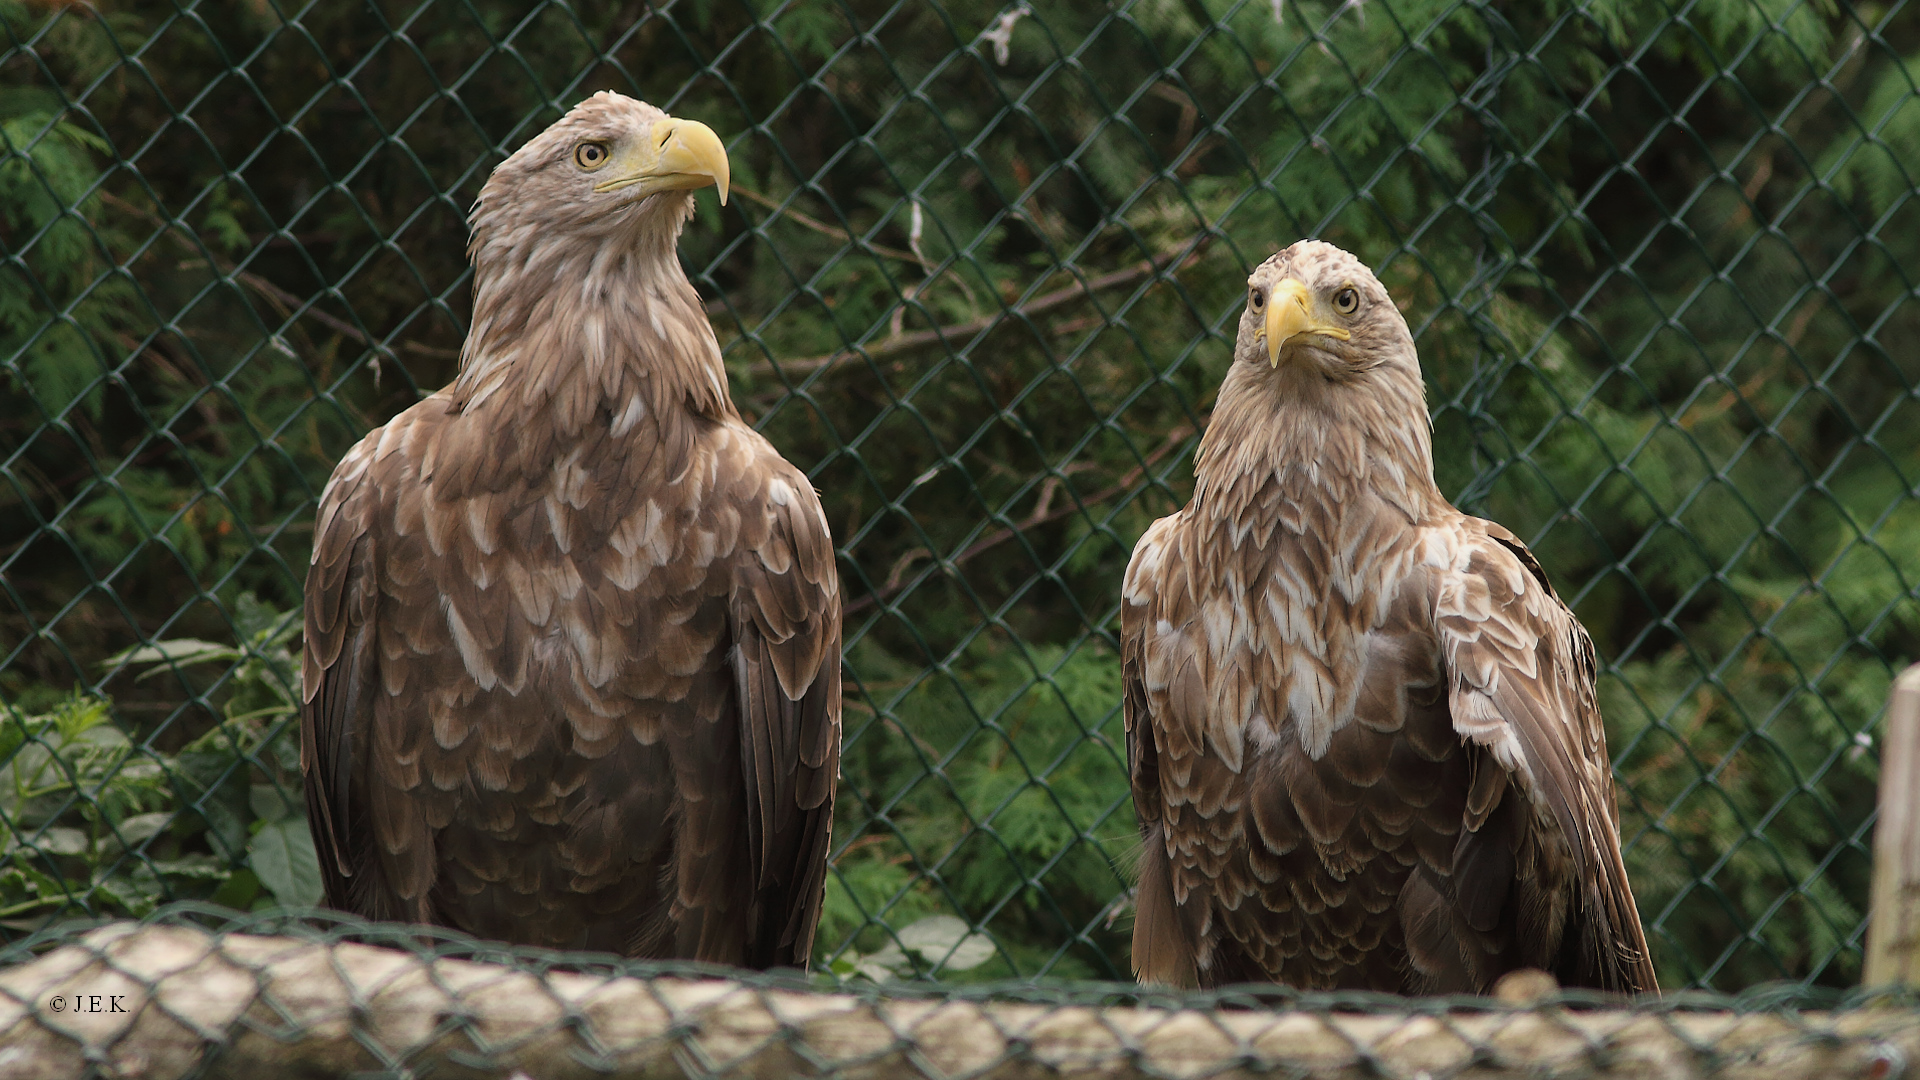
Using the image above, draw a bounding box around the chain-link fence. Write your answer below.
[4,907,1918,1079]
[1,0,1916,998]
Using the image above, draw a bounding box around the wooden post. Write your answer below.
[1867,663,1920,987]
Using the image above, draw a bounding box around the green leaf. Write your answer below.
[249,784,297,824]
[89,869,163,919]
[149,854,228,880]
[247,817,322,907]
[103,812,172,853]
[209,867,261,910]
[37,827,87,857]
[104,639,240,679]
[895,915,996,972]
[169,747,252,861]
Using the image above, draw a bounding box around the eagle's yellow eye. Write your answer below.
[575,142,611,169]
[1333,286,1360,315]
[1249,289,1266,311]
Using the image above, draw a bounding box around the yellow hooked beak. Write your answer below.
[1264,277,1350,366]
[593,117,731,205]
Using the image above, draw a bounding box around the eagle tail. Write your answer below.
[1131,821,1199,988]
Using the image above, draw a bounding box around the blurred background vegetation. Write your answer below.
[1,0,1916,990]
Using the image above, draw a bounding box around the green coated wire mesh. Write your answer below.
[7,906,1920,1080]
[0,0,1916,999]
[3,907,1915,1079]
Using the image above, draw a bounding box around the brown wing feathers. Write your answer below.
[301,449,375,896]
[1437,525,1657,992]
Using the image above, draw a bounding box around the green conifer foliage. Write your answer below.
[0,0,1912,989]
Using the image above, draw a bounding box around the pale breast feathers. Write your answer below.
[1123,505,1655,993]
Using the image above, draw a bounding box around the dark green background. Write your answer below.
[1,0,1915,991]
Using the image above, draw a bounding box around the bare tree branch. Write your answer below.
[745,244,1205,378]
[845,420,1200,617]
[732,185,923,265]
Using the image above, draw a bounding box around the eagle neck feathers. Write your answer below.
[1175,357,1446,759]
[1193,358,1440,530]
[450,192,734,458]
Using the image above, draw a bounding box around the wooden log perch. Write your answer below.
[1868,663,1920,987]
[0,924,1916,1079]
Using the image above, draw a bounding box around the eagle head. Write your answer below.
[1237,240,1417,387]
[1198,239,1435,509]
[454,92,735,421]
[471,90,730,252]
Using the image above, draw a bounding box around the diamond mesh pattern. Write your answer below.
[0,909,1910,1079]
[0,0,1914,993]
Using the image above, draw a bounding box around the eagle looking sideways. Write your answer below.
[1122,240,1657,994]
[302,92,841,967]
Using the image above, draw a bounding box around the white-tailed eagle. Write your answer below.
[302,92,840,968]
[1123,240,1656,994]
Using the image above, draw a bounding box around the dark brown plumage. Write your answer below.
[301,92,840,968]
[1122,240,1656,995]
